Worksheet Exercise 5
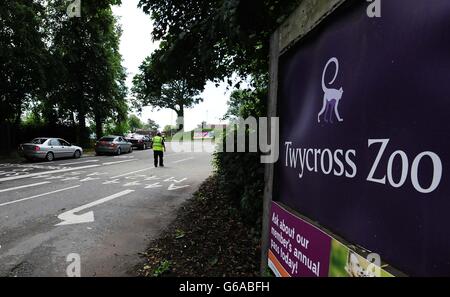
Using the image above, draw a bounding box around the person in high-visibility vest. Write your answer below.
[151,132,166,167]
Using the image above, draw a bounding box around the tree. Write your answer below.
[48,0,127,145]
[136,0,302,85]
[128,115,143,132]
[0,0,48,153]
[144,119,160,132]
[134,0,302,229]
[163,124,177,137]
[132,77,202,131]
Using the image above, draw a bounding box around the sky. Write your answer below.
[112,0,231,131]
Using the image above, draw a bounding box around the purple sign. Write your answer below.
[269,202,332,277]
[274,0,450,276]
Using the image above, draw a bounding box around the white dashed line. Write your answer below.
[0,165,100,183]
[0,185,81,208]
[58,160,100,166]
[0,181,51,193]
[102,159,137,166]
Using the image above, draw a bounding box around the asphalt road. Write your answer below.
[0,143,213,276]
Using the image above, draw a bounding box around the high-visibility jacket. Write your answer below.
[152,136,164,151]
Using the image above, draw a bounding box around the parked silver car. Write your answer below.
[19,138,83,162]
[95,135,133,155]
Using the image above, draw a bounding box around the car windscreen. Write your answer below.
[31,138,48,144]
[99,137,115,142]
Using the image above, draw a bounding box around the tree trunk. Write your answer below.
[77,111,89,148]
[95,113,103,140]
[176,105,184,132]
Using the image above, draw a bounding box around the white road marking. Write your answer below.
[102,159,137,166]
[145,183,163,189]
[58,160,99,166]
[125,174,147,180]
[55,189,135,226]
[0,165,100,182]
[32,175,51,179]
[164,177,187,183]
[113,155,135,159]
[111,167,153,179]
[168,184,191,191]
[102,179,120,185]
[62,177,80,181]
[172,157,194,164]
[87,172,108,177]
[45,176,64,180]
[79,177,100,182]
[0,181,51,193]
[123,181,142,187]
[0,185,81,208]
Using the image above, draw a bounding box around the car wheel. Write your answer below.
[46,152,54,162]
[116,148,121,155]
[129,146,133,153]
[73,150,81,159]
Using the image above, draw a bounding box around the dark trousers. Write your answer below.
[154,150,164,167]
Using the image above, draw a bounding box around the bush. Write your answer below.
[213,86,267,226]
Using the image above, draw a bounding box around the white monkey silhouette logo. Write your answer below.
[317,57,344,123]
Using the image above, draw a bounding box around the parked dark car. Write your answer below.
[95,135,132,156]
[125,133,152,150]
[18,138,83,162]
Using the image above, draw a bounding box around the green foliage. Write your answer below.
[137,0,302,85]
[132,0,300,131]
[174,229,186,239]
[224,87,267,120]
[153,260,171,277]
[128,114,144,132]
[104,119,129,136]
[144,118,160,131]
[0,0,48,124]
[0,0,128,151]
[134,0,299,225]
[48,0,128,144]
[213,87,267,225]
[132,76,202,130]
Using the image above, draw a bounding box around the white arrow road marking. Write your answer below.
[0,181,51,193]
[123,181,142,187]
[55,189,135,226]
[0,185,80,208]
[164,177,187,183]
[145,183,163,189]
[0,165,100,182]
[168,184,191,191]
